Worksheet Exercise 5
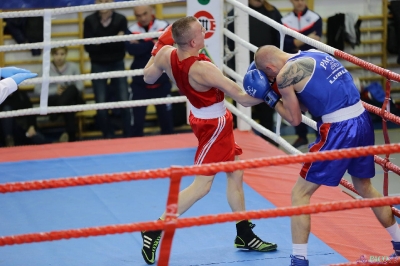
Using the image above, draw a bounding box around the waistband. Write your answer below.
[321,100,364,123]
[190,101,226,119]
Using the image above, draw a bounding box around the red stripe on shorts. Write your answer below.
[300,123,331,178]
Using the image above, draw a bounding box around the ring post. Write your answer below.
[233,0,251,131]
[157,166,183,266]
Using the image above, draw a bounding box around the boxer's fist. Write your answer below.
[151,24,174,56]
[243,69,281,108]
[247,61,281,97]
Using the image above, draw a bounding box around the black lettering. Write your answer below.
[199,19,209,31]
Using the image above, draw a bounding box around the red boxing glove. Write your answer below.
[151,24,174,56]
[271,80,282,97]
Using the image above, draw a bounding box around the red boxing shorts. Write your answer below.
[189,109,242,165]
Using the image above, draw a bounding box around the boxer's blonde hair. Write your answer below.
[172,16,198,46]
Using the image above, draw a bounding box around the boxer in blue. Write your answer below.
[243,45,400,266]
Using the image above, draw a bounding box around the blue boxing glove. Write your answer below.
[1,67,32,79]
[9,72,38,85]
[247,61,257,72]
[243,69,281,108]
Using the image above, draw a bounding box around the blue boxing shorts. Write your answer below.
[300,110,375,186]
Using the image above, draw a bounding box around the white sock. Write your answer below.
[293,244,308,259]
[386,222,400,242]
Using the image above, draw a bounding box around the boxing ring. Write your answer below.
[1,0,400,265]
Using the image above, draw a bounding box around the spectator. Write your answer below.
[0,66,39,146]
[227,0,282,145]
[0,90,47,147]
[282,0,322,148]
[126,5,173,137]
[34,47,84,142]
[83,0,132,138]
[4,17,43,56]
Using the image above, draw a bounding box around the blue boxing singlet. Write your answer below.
[288,50,360,118]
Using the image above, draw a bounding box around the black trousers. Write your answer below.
[0,90,46,146]
[48,85,83,141]
[131,82,174,137]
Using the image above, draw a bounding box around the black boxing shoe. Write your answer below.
[234,220,277,252]
[141,230,162,265]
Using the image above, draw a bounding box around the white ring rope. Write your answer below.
[225,100,302,155]
[0,32,162,52]
[0,0,181,18]
[0,32,161,52]
[222,64,243,83]
[21,69,144,85]
[0,96,187,118]
[299,114,318,131]
[223,28,257,54]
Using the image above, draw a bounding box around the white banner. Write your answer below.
[187,0,223,69]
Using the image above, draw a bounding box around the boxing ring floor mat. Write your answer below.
[0,130,393,265]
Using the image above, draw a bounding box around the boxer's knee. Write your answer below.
[227,169,244,181]
[291,177,319,206]
[196,180,213,199]
[201,182,213,198]
[352,176,382,199]
[193,175,214,198]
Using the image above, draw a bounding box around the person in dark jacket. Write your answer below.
[84,0,132,138]
[282,0,323,148]
[227,0,282,145]
[0,90,47,147]
[125,5,173,137]
[4,17,43,56]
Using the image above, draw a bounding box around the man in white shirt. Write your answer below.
[0,67,37,104]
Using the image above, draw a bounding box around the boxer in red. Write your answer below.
[140,16,277,265]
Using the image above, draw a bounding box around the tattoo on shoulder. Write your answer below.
[278,58,314,89]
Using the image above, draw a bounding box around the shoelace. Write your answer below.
[152,236,161,252]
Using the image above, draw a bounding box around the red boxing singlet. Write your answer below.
[170,49,242,165]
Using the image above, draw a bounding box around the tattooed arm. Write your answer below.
[274,58,314,126]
